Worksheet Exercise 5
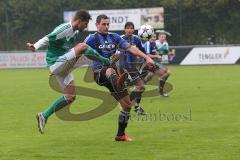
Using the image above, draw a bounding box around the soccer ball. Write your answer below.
[138,24,154,39]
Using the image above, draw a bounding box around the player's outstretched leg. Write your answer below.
[77,44,110,65]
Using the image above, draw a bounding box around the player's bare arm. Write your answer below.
[148,54,162,61]
[127,45,154,64]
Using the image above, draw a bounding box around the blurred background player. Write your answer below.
[26,10,111,134]
[155,30,175,64]
[144,33,157,54]
[119,22,146,115]
[84,15,154,141]
[143,30,172,97]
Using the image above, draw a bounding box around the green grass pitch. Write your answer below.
[0,65,239,160]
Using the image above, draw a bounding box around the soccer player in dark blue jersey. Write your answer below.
[119,22,163,114]
[85,15,154,141]
[119,22,147,115]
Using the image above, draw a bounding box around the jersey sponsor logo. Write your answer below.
[98,44,116,50]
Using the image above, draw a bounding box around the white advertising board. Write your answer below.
[180,47,240,65]
[0,52,46,68]
[64,7,164,31]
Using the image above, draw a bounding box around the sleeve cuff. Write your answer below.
[34,37,49,50]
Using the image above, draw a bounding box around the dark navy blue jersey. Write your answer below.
[84,32,129,71]
[119,34,145,69]
[144,41,157,55]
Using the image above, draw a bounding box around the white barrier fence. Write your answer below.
[0,52,46,68]
[0,51,91,69]
[0,46,240,69]
[180,46,240,65]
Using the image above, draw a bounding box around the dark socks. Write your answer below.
[117,110,130,136]
[159,76,169,93]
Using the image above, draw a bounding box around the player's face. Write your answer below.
[150,35,156,42]
[77,20,89,31]
[159,34,166,43]
[96,19,110,33]
[124,25,134,36]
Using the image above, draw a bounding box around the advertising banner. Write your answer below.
[0,52,91,69]
[0,52,46,69]
[180,47,240,65]
[64,7,164,31]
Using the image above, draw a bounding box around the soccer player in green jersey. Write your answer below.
[144,31,172,97]
[26,10,113,134]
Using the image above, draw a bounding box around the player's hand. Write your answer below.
[26,43,36,52]
[156,55,162,60]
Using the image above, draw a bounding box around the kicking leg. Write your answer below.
[105,68,128,92]
[77,44,109,65]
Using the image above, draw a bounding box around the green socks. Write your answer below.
[42,96,71,119]
[84,46,109,65]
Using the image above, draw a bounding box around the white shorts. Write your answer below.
[49,48,78,90]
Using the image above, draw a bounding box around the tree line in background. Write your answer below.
[0,0,240,50]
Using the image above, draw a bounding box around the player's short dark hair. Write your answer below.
[74,10,91,21]
[124,22,134,29]
[96,14,109,23]
[150,33,156,38]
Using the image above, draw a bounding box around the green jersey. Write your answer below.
[34,22,79,65]
[154,40,170,64]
